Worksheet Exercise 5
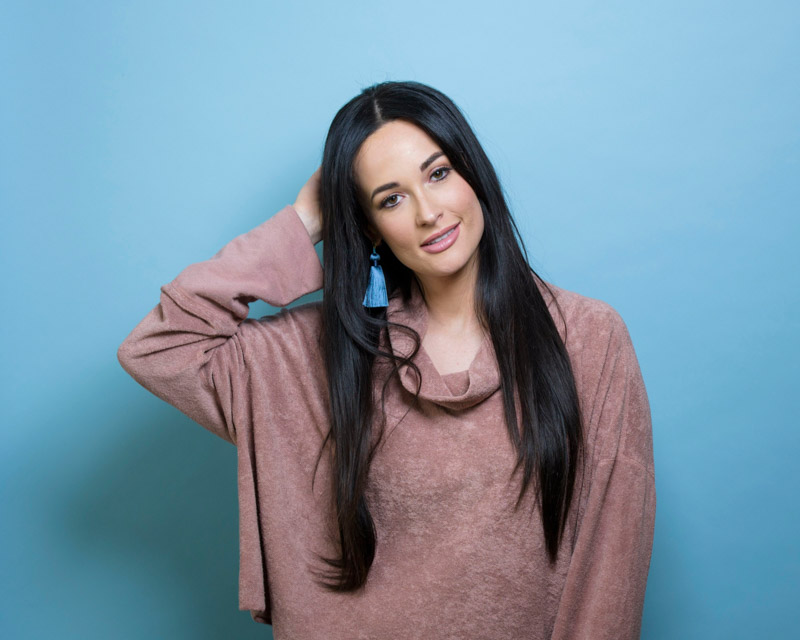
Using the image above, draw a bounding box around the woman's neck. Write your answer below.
[415,257,483,336]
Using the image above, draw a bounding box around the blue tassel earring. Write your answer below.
[362,244,388,308]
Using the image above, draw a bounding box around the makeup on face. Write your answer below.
[355,120,484,280]
[420,222,460,253]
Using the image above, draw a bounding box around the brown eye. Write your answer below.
[380,194,400,209]
[432,166,452,181]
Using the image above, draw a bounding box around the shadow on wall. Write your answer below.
[639,473,694,639]
[61,362,270,639]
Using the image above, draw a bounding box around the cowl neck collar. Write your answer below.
[382,279,501,411]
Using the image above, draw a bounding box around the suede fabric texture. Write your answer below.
[118,204,656,639]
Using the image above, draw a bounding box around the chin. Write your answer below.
[425,258,475,279]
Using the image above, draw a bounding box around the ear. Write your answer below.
[363,221,382,247]
[356,194,379,245]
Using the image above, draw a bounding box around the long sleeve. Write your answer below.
[116,204,324,445]
[550,308,656,640]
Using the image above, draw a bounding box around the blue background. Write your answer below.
[2,1,798,638]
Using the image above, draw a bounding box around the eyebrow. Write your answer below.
[369,151,445,201]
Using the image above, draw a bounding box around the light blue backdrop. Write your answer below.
[2,1,798,638]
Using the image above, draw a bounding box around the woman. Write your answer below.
[118,80,655,639]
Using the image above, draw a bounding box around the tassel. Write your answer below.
[362,246,389,308]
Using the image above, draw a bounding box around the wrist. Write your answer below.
[292,203,322,245]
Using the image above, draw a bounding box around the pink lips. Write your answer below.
[420,223,460,253]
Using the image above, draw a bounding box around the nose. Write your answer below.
[415,192,442,226]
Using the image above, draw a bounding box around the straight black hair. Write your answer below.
[312,80,584,591]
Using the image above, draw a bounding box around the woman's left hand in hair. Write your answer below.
[293,165,323,245]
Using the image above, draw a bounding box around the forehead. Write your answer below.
[354,120,440,185]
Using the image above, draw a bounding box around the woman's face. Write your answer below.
[354,120,484,287]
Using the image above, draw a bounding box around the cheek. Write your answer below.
[460,188,484,237]
[449,179,481,213]
[380,220,416,251]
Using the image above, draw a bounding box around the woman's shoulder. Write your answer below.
[537,277,653,474]
[534,275,628,344]
[534,276,643,410]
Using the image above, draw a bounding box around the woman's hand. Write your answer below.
[293,165,323,245]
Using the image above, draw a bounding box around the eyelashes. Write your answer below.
[378,166,452,210]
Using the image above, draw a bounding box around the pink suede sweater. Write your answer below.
[117,204,656,639]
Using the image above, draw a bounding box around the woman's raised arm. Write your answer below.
[116,196,323,445]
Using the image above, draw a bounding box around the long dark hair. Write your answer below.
[312,80,584,591]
